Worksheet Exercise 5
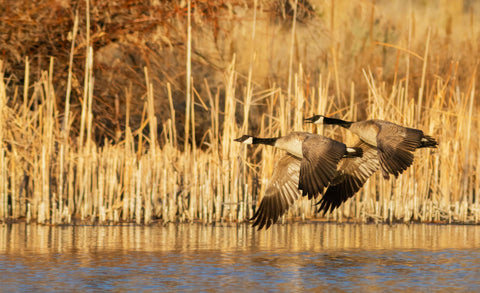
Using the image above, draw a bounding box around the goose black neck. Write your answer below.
[253,137,278,146]
[323,117,353,128]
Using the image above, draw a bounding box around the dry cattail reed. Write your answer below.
[0,57,478,225]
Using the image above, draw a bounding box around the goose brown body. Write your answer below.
[316,141,380,214]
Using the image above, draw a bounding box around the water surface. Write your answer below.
[1,223,479,292]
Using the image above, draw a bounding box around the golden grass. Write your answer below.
[0,0,479,225]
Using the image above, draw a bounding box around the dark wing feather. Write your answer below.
[377,125,423,179]
[251,154,302,230]
[298,135,346,199]
[317,141,380,214]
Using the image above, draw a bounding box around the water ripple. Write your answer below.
[1,223,480,292]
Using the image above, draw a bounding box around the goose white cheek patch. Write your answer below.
[243,137,254,144]
[346,147,356,154]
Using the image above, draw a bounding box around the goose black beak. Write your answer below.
[304,115,321,123]
[234,135,249,142]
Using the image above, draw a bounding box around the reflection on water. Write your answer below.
[1,223,480,291]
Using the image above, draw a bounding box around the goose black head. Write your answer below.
[234,135,254,144]
[304,115,325,124]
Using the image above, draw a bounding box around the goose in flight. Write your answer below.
[305,115,438,179]
[235,132,363,229]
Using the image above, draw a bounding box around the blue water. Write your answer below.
[1,223,479,292]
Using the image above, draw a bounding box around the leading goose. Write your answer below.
[304,115,438,180]
[235,132,363,229]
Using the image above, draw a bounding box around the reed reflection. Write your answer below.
[1,223,479,254]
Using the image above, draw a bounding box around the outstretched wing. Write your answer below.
[317,141,380,214]
[377,124,422,179]
[252,154,302,230]
[298,135,346,199]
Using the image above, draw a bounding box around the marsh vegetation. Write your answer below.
[0,0,479,224]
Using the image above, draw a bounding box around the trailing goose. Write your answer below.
[304,115,438,180]
[235,132,363,229]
